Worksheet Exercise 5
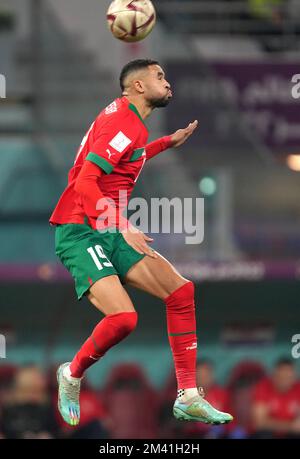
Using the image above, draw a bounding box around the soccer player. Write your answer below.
[50,59,233,427]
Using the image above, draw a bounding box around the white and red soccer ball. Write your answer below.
[107,0,156,43]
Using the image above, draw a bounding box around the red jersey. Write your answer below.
[50,96,171,228]
[253,377,300,421]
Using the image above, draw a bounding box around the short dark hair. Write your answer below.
[120,59,160,92]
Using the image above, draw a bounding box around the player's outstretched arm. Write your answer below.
[145,120,198,161]
[169,120,198,148]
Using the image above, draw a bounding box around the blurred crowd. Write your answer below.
[158,0,300,52]
[0,357,300,439]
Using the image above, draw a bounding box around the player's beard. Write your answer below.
[149,95,171,108]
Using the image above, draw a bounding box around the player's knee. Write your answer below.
[184,280,195,299]
[165,280,195,307]
[173,279,194,299]
[116,311,138,335]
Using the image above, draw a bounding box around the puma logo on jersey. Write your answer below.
[109,131,132,153]
[186,342,197,351]
[106,149,115,159]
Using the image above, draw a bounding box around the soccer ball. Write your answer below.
[107,0,156,43]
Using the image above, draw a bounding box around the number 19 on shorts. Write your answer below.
[87,245,113,270]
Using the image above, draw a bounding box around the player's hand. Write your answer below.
[170,120,198,148]
[120,225,158,259]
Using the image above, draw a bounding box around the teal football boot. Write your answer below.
[57,362,81,426]
[173,387,233,425]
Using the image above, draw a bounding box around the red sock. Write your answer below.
[70,311,138,378]
[165,281,197,390]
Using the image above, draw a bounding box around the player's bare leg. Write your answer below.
[57,275,137,426]
[124,252,233,425]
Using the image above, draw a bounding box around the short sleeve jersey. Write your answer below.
[253,377,300,421]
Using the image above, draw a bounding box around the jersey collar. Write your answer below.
[122,97,148,130]
[129,103,146,127]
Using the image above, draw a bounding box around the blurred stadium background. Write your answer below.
[0,0,300,439]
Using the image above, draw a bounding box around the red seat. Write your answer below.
[226,360,266,434]
[227,361,266,391]
[101,363,159,439]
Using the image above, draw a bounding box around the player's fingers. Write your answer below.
[150,249,158,258]
[131,243,145,255]
[147,248,158,258]
[187,120,198,133]
[185,122,198,138]
[140,242,157,258]
[143,234,154,242]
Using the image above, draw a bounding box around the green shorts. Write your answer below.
[55,223,146,300]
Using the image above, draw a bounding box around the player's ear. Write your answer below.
[134,79,145,94]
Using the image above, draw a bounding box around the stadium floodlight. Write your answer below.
[287,154,300,172]
[199,177,217,196]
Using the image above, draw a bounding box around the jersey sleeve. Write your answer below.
[86,113,138,174]
[74,160,130,230]
[145,136,172,161]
